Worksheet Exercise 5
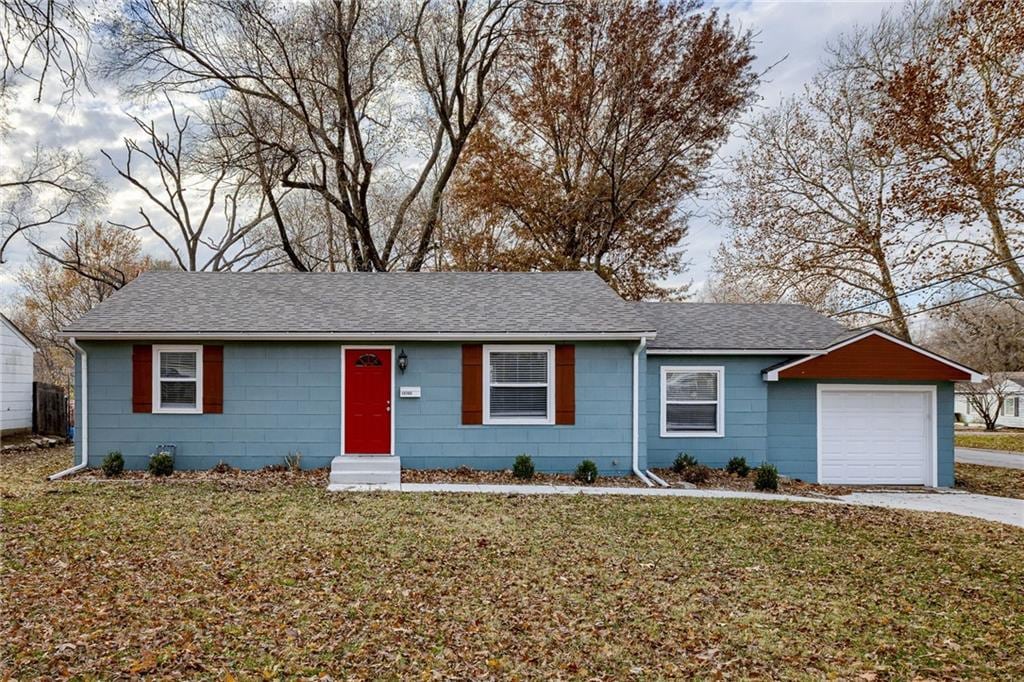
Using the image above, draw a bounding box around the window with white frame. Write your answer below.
[483,345,554,424]
[153,345,203,413]
[661,366,724,437]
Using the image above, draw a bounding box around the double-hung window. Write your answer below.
[483,345,554,424]
[152,345,203,414]
[660,366,724,437]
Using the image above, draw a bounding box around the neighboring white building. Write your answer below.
[955,373,1024,429]
[1,314,37,436]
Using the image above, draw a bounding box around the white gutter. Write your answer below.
[632,337,654,487]
[48,337,88,480]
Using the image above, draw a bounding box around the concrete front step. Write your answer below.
[328,455,401,487]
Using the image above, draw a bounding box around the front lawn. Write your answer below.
[956,462,1024,500]
[4,449,1024,679]
[956,431,1024,453]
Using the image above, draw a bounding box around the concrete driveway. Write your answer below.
[840,491,1023,528]
[956,447,1024,470]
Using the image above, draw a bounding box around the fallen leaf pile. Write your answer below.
[3,447,1022,679]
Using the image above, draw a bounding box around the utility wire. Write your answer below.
[850,282,1021,331]
[835,252,1024,316]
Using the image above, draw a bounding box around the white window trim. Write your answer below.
[660,365,725,438]
[482,344,555,425]
[152,344,203,414]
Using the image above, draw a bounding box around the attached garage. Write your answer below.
[818,386,935,486]
[763,329,984,487]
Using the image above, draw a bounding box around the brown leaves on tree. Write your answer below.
[445,0,758,300]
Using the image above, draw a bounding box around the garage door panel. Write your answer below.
[819,388,932,485]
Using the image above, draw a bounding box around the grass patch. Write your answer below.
[956,463,1024,500]
[956,432,1024,453]
[3,448,1024,679]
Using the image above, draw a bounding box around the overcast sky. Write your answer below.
[0,0,898,308]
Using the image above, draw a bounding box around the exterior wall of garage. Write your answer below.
[766,379,955,486]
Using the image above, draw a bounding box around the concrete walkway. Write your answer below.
[395,482,1024,529]
[956,447,1024,470]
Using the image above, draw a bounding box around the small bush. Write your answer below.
[753,464,779,491]
[681,464,712,484]
[726,456,750,477]
[211,460,234,474]
[574,459,599,484]
[101,451,124,477]
[148,451,174,476]
[672,453,698,473]
[512,454,535,480]
[284,451,302,472]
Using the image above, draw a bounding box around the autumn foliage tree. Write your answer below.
[445,0,757,299]
[869,0,1024,300]
[13,223,163,385]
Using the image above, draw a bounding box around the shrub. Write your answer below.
[574,459,599,484]
[512,454,535,480]
[753,464,779,491]
[211,460,234,474]
[101,451,124,477]
[148,451,174,476]
[681,464,712,484]
[672,452,698,473]
[726,456,750,477]
[284,452,302,472]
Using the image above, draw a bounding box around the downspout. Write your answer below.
[48,338,88,480]
[632,337,654,487]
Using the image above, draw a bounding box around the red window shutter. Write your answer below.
[462,344,483,425]
[555,344,575,425]
[132,344,152,413]
[203,345,224,414]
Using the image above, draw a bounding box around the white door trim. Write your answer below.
[340,345,396,456]
[816,384,938,487]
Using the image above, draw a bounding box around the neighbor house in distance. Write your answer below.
[1,313,37,437]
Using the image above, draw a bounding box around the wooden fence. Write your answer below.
[33,382,69,437]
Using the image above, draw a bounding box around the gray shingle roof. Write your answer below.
[638,302,847,351]
[64,271,655,337]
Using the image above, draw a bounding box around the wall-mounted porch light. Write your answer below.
[397,349,408,373]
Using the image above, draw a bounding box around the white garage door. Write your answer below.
[819,388,934,485]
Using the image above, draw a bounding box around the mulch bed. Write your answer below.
[651,468,853,497]
[70,464,329,490]
[401,466,646,487]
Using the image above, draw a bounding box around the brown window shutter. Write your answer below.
[203,345,224,414]
[132,344,153,413]
[462,344,483,425]
[555,344,575,425]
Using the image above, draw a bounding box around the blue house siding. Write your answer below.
[395,341,635,474]
[766,380,955,486]
[645,355,790,469]
[77,340,637,475]
[80,341,344,470]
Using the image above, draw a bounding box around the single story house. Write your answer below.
[954,374,1024,429]
[56,271,982,488]
[1,313,37,437]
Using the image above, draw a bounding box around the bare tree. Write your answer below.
[106,0,524,272]
[1,0,90,104]
[0,144,104,263]
[102,101,283,272]
[714,68,924,339]
[925,297,1024,430]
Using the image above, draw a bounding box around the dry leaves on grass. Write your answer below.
[3,447,1024,679]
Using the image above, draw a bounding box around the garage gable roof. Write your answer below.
[763,329,984,382]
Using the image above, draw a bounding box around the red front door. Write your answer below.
[344,348,392,454]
